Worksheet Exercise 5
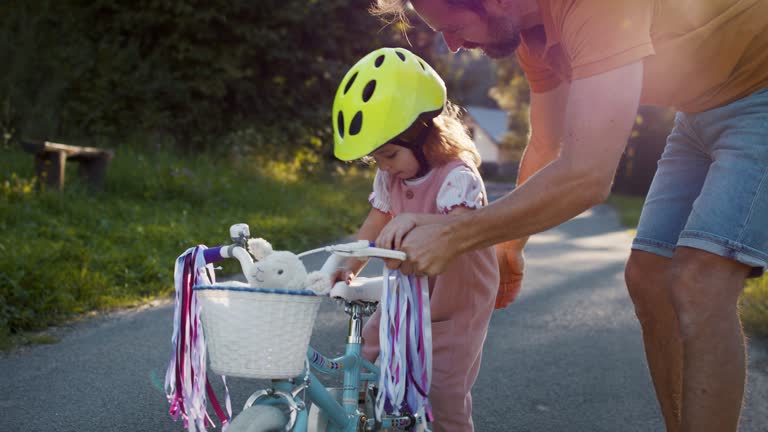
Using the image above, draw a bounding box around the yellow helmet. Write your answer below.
[332,47,446,161]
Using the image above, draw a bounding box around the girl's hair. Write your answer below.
[425,101,482,169]
[360,101,482,169]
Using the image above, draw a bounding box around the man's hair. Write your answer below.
[370,0,486,25]
[369,0,410,24]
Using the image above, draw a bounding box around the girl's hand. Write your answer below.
[376,213,417,251]
[331,267,355,285]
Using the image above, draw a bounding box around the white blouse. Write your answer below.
[368,166,486,214]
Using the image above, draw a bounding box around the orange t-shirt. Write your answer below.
[516,0,768,112]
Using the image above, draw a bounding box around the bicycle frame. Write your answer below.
[246,301,417,431]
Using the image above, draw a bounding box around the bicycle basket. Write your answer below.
[194,285,322,379]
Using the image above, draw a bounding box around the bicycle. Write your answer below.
[190,223,431,432]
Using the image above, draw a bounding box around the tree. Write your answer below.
[1,0,406,154]
[488,57,530,161]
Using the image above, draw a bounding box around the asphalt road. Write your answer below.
[2,190,766,431]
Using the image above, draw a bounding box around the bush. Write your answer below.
[0,0,403,153]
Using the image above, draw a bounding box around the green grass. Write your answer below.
[607,193,768,337]
[605,194,644,229]
[0,144,372,349]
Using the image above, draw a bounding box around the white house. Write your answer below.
[463,105,518,177]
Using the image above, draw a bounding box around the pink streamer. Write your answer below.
[165,246,231,431]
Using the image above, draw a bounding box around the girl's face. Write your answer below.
[371,144,420,180]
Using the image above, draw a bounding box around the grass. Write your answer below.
[0,143,373,349]
[607,193,768,337]
[605,194,644,229]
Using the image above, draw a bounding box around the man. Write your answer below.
[370,1,768,431]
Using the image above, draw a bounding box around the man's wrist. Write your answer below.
[443,212,476,256]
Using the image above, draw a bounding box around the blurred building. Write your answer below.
[464,105,519,179]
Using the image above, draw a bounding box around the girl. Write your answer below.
[331,47,500,432]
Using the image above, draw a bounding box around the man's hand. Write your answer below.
[496,245,525,308]
[389,223,461,276]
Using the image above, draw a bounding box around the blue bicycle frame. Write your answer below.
[248,302,417,431]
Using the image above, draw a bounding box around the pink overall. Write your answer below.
[362,159,499,432]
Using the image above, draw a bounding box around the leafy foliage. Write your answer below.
[742,276,768,337]
[489,58,530,161]
[1,0,403,153]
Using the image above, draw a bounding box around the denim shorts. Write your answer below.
[632,87,768,277]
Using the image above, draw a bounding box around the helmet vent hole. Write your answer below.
[419,61,426,70]
[375,55,385,67]
[396,51,406,61]
[349,111,363,136]
[362,80,376,102]
[343,72,358,95]
[337,111,345,138]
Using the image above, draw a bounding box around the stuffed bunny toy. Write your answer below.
[243,238,331,295]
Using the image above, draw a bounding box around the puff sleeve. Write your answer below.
[436,166,485,214]
[368,169,392,213]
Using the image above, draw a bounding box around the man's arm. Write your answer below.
[492,80,569,296]
[455,61,642,249]
[400,61,643,275]
[496,80,570,252]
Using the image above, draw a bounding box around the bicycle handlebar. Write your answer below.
[202,224,408,285]
[300,240,407,261]
[202,244,253,265]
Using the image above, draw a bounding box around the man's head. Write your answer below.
[372,0,539,59]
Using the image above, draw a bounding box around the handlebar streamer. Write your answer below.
[165,245,232,431]
[375,269,433,422]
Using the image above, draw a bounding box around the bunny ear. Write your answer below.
[305,271,331,295]
[247,238,273,260]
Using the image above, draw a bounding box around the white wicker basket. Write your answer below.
[194,285,323,379]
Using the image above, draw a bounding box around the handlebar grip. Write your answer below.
[203,246,226,264]
[203,244,253,266]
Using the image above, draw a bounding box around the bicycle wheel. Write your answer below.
[227,405,288,432]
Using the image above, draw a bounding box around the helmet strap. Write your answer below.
[392,120,433,179]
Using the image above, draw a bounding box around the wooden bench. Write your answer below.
[20,140,115,191]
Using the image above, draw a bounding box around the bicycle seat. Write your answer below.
[330,276,390,303]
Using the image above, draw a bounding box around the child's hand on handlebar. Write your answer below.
[331,267,355,286]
